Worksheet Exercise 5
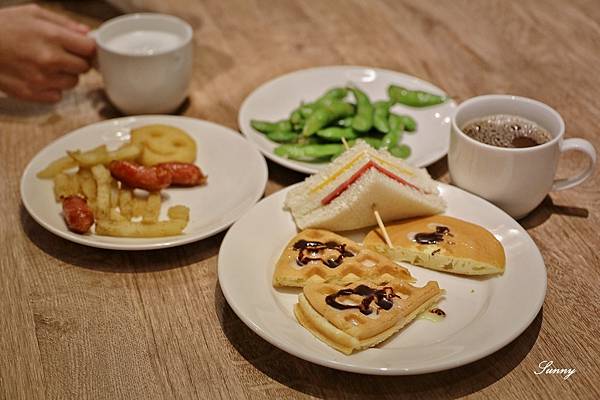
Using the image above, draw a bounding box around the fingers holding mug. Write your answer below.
[552,138,597,191]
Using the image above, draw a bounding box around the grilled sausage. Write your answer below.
[108,160,172,191]
[157,162,207,186]
[62,195,94,234]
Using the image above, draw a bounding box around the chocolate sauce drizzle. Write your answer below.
[430,308,446,317]
[293,240,355,268]
[414,225,452,244]
[325,285,400,315]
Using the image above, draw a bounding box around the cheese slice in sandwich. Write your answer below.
[295,279,443,354]
[364,215,506,275]
[284,141,445,231]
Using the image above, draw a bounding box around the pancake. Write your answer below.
[364,215,505,275]
[294,279,443,354]
[273,229,413,288]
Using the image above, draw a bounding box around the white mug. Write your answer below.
[448,95,597,219]
[93,13,193,115]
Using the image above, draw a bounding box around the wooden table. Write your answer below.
[1,1,598,398]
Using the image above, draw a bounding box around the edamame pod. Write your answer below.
[388,85,447,107]
[274,143,345,161]
[251,119,293,134]
[337,116,354,127]
[398,115,417,132]
[389,144,411,159]
[316,87,348,106]
[316,127,358,141]
[373,100,391,133]
[381,131,399,149]
[350,87,374,132]
[388,113,405,139]
[302,102,355,137]
[266,131,299,143]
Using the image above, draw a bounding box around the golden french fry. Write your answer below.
[131,197,146,218]
[109,208,127,221]
[37,155,77,179]
[107,143,141,163]
[68,145,109,167]
[118,188,133,219]
[110,180,120,209]
[53,173,81,201]
[167,205,190,222]
[76,169,96,201]
[91,164,111,220]
[95,219,187,237]
[142,192,161,224]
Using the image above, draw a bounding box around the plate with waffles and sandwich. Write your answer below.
[218,140,546,375]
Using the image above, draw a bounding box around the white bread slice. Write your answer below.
[285,141,445,231]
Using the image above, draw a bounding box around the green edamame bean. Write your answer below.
[316,87,348,106]
[389,144,411,159]
[388,113,405,139]
[337,116,354,127]
[251,119,292,134]
[290,110,303,126]
[266,131,298,143]
[373,100,391,133]
[388,85,447,107]
[398,115,417,132]
[316,127,358,141]
[381,131,399,150]
[274,143,345,161]
[350,87,374,132]
[302,102,355,137]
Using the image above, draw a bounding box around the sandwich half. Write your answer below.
[285,141,445,231]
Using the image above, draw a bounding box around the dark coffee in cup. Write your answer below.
[461,114,552,148]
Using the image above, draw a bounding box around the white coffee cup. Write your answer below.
[93,13,193,115]
[448,95,597,219]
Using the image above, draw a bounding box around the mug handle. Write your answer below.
[552,138,597,191]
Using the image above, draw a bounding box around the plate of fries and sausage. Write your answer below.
[21,115,268,250]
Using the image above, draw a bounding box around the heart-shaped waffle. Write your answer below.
[294,279,442,354]
[272,229,413,287]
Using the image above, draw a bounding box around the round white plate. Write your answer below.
[239,66,456,174]
[218,183,546,375]
[21,115,268,250]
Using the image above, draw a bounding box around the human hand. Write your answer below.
[0,4,96,102]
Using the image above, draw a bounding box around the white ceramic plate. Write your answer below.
[218,183,546,375]
[21,115,268,250]
[239,66,456,174]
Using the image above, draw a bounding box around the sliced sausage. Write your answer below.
[62,195,94,234]
[108,160,172,191]
[157,162,207,186]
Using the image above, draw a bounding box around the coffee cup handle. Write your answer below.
[552,138,597,191]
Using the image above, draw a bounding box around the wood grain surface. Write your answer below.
[1,0,599,399]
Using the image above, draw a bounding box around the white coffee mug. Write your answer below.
[93,13,193,115]
[448,95,596,219]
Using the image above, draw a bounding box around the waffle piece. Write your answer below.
[294,279,443,354]
[364,215,505,275]
[272,229,413,288]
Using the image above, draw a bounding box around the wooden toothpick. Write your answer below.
[341,136,350,151]
[372,205,393,248]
